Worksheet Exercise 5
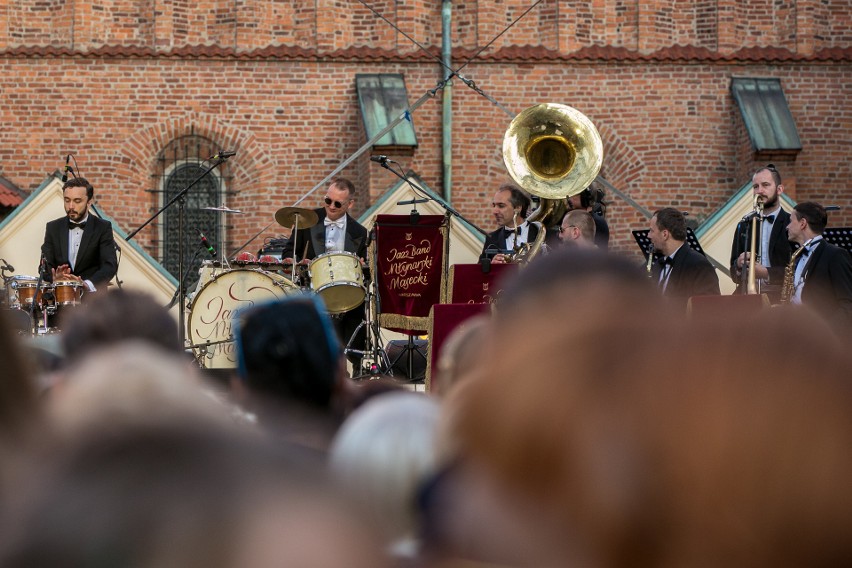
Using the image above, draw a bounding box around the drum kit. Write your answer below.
[3,274,85,334]
[186,205,369,369]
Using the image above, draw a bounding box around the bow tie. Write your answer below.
[324,218,343,229]
[504,226,520,237]
[68,220,86,230]
[762,214,776,223]
[658,256,674,266]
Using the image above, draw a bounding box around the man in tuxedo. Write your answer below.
[479,183,540,263]
[41,177,117,293]
[730,164,793,303]
[649,207,720,309]
[785,201,852,332]
[281,177,368,371]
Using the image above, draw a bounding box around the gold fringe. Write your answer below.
[425,306,436,392]
[378,313,430,332]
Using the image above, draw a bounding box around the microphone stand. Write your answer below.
[377,160,488,237]
[125,154,232,344]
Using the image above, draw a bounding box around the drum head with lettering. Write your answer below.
[187,269,298,368]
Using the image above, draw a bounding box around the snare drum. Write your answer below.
[187,269,299,368]
[308,251,365,314]
[231,252,257,266]
[54,281,85,306]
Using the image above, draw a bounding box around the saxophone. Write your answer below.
[780,244,808,304]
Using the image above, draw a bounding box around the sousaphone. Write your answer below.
[502,103,603,261]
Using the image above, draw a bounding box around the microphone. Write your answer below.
[200,232,217,258]
[208,150,236,161]
[371,155,396,166]
[481,245,499,274]
[0,258,14,272]
[61,154,71,183]
[397,198,429,206]
[409,209,420,225]
[38,254,48,280]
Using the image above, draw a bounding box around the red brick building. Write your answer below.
[0,0,849,266]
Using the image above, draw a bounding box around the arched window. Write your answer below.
[155,134,231,288]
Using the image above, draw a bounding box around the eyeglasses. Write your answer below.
[558,225,577,234]
[324,197,350,209]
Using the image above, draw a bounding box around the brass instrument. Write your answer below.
[502,103,603,264]
[780,241,810,304]
[743,195,765,295]
[503,221,546,264]
[646,244,655,277]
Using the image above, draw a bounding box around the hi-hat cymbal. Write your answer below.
[202,205,243,214]
[275,207,318,229]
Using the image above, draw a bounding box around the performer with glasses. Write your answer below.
[281,177,368,265]
[280,177,369,370]
[558,210,597,249]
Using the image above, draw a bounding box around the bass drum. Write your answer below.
[187,269,298,369]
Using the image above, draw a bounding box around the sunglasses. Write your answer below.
[324,197,350,209]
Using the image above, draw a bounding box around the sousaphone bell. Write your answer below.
[501,103,604,262]
[502,103,603,200]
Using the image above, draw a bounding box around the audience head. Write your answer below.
[236,294,344,410]
[330,392,441,555]
[47,341,231,439]
[0,416,386,568]
[444,292,852,566]
[60,289,181,367]
[433,314,490,398]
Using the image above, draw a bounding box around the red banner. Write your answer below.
[374,214,447,334]
[450,263,518,304]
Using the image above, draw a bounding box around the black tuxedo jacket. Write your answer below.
[730,209,793,290]
[654,243,720,309]
[41,215,118,286]
[479,223,541,262]
[800,240,852,331]
[281,209,368,262]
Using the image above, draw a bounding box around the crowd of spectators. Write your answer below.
[1,248,851,567]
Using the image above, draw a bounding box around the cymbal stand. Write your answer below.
[345,282,390,378]
[345,230,390,378]
[290,215,301,283]
[125,154,232,343]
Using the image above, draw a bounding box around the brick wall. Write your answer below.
[0,0,849,259]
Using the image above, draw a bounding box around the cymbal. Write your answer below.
[202,205,243,214]
[275,207,318,229]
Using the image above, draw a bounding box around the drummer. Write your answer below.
[280,177,368,369]
[41,177,118,294]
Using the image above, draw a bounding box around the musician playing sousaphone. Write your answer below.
[479,183,541,264]
[279,177,368,370]
[41,176,118,296]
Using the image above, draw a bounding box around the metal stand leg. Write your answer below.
[344,286,390,379]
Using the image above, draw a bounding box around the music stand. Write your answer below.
[632,228,707,260]
[824,228,852,252]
